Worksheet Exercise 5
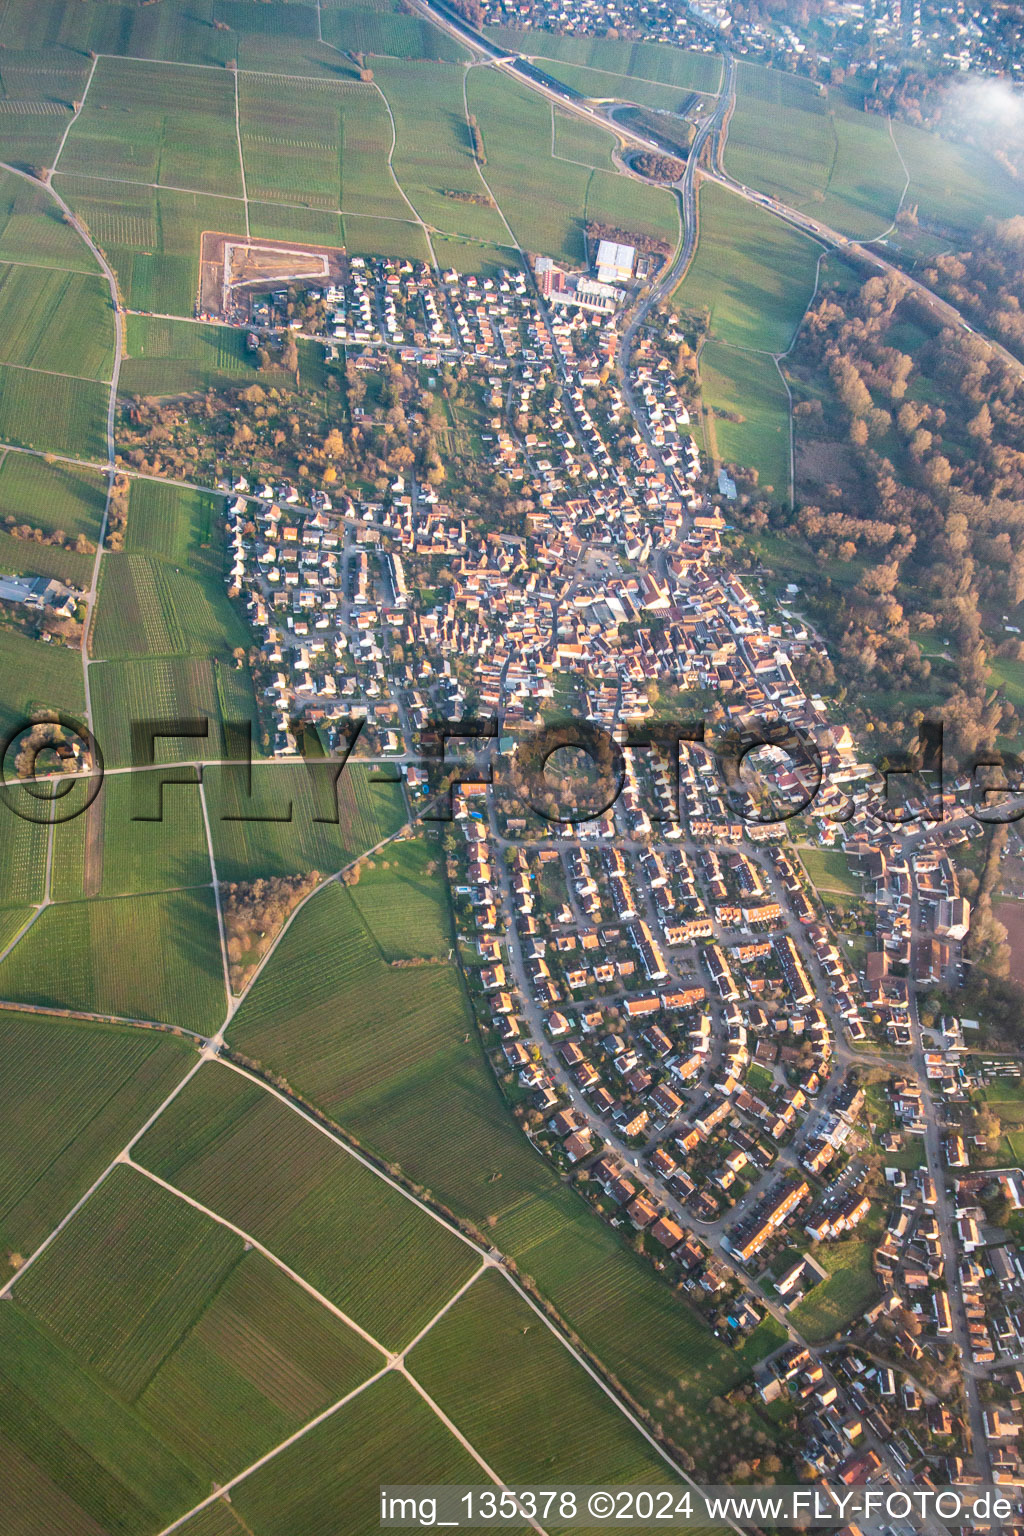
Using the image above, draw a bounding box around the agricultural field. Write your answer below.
[55,177,244,317]
[485,29,723,94]
[0,784,49,907]
[408,1268,675,1487]
[50,768,212,902]
[0,365,108,458]
[373,58,512,246]
[0,530,93,588]
[57,58,243,199]
[122,478,218,564]
[13,1163,381,1478]
[227,877,472,1132]
[724,68,906,240]
[466,70,677,263]
[239,75,406,221]
[538,59,710,114]
[91,551,252,662]
[0,886,226,1029]
[0,170,99,272]
[120,316,271,397]
[133,1062,481,1351]
[204,760,407,884]
[675,182,821,353]
[553,106,616,170]
[178,1372,495,1536]
[347,834,449,960]
[0,1012,189,1279]
[319,3,469,64]
[89,654,259,768]
[0,454,105,544]
[0,264,113,381]
[0,625,85,742]
[222,855,770,1464]
[892,118,1024,236]
[699,340,791,499]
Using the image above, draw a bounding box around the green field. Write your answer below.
[221,854,774,1464]
[467,70,677,263]
[120,316,272,397]
[409,1269,674,1486]
[0,264,113,381]
[0,530,93,588]
[699,340,791,498]
[0,785,49,908]
[58,57,243,198]
[724,66,906,241]
[56,177,244,317]
[553,107,616,170]
[347,836,449,960]
[239,75,407,221]
[0,886,226,1029]
[0,169,99,271]
[374,58,512,246]
[0,365,108,458]
[0,626,85,741]
[0,454,105,543]
[92,552,251,662]
[50,768,212,902]
[90,654,259,768]
[788,1235,879,1342]
[675,182,820,353]
[320,3,469,64]
[13,1163,381,1477]
[539,59,710,113]
[204,761,407,884]
[0,1011,189,1278]
[485,29,723,93]
[176,1372,497,1536]
[121,478,216,563]
[892,119,1024,235]
[796,844,860,897]
[134,1062,480,1351]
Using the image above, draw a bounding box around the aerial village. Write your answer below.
[207,223,1024,1498]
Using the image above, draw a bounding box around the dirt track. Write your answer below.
[198,230,347,320]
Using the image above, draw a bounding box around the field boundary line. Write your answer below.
[0,357,113,386]
[126,1155,393,1356]
[212,1053,491,1261]
[399,1367,551,1536]
[0,908,44,965]
[0,1048,207,1299]
[199,778,234,1029]
[396,1259,490,1361]
[0,995,206,1035]
[462,66,522,257]
[48,52,97,177]
[153,1367,392,1536]
[232,67,250,240]
[371,80,438,268]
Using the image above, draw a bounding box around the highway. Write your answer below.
[407,0,1024,386]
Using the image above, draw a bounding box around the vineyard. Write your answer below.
[134,1063,480,1350]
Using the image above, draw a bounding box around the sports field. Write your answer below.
[699,341,792,499]
[0,1012,189,1278]
[675,182,820,353]
[0,886,226,1029]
